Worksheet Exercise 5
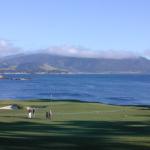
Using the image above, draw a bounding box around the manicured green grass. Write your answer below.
[0,100,149,150]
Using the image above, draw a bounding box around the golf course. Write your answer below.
[0,100,149,150]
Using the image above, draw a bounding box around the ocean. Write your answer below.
[0,74,150,105]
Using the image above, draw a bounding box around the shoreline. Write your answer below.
[1,72,150,75]
[0,99,150,107]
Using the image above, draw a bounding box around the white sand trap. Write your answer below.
[0,104,19,110]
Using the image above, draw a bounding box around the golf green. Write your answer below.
[0,100,149,150]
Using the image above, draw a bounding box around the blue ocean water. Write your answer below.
[0,74,150,105]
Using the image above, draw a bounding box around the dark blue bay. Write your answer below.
[0,74,150,105]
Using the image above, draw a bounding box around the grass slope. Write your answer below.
[0,100,149,150]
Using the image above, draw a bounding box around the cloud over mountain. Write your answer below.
[0,39,20,56]
[42,45,139,59]
[143,49,150,58]
[0,39,144,59]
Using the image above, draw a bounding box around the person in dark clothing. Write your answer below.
[46,112,49,119]
[32,108,35,118]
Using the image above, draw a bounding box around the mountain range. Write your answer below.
[0,53,150,74]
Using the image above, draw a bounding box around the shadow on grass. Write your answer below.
[128,105,150,110]
[0,120,149,150]
[26,99,99,104]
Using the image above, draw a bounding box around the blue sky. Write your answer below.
[0,0,150,57]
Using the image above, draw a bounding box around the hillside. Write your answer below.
[0,53,150,73]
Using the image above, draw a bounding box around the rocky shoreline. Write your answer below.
[0,75,31,80]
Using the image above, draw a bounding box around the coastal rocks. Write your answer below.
[0,75,6,79]
[0,75,31,80]
[11,77,31,81]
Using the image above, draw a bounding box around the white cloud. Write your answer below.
[143,49,150,58]
[0,39,143,59]
[42,45,139,59]
[0,39,20,57]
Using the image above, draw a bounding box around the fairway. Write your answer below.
[0,100,150,150]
